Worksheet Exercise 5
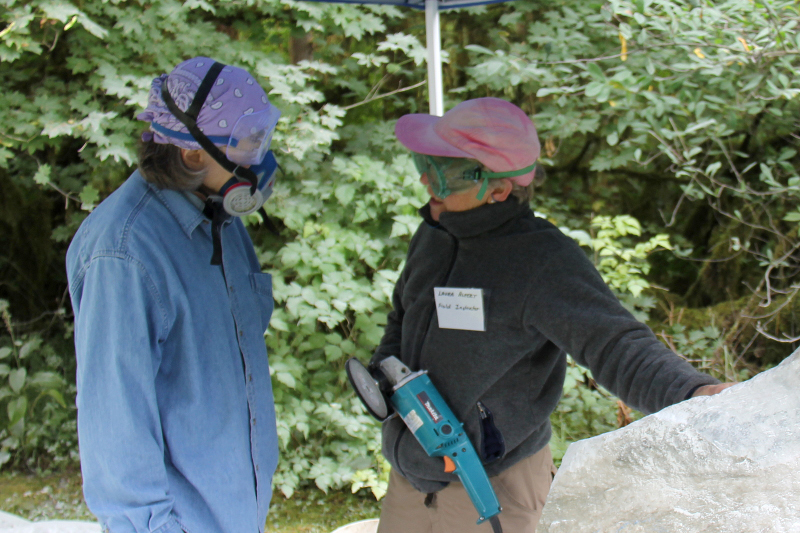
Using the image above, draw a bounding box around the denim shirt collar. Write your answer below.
[135,171,208,239]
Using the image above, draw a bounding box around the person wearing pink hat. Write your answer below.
[369,98,732,532]
[395,97,541,217]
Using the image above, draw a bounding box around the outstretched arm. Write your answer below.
[525,236,721,414]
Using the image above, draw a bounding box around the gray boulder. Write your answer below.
[539,349,800,533]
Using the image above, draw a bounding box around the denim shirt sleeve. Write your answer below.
[72,254,184,533]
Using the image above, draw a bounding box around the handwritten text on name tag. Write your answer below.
[434,288,485,331]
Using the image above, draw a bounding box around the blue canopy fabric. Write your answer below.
[300,0,512,10]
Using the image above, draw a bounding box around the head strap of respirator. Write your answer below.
[159,61,280,265]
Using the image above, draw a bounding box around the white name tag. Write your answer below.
[434,287,485,332]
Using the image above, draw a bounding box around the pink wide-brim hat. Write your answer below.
[395,97,541,186]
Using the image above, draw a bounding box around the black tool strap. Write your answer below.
[490,515,502,533]
[424,493,436,508]
[187,62,224,120]
[203,198,228,266]
[258,207,280,236]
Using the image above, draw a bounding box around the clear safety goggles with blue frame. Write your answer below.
[412,152,536,200]
[150,105,281,167]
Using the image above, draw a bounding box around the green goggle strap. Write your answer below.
[430,157,452,198]
[474,162,537,200]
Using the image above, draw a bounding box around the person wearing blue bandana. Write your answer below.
[66,57,281,533]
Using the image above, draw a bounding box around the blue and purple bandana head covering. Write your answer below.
[137,57,280,166]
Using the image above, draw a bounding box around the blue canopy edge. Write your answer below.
[298,0,516,10]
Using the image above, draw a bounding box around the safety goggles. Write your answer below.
[412,153,537,200]
[224,106,281,166]
[150,105,280,167]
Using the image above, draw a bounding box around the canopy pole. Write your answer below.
[425,0,444,116]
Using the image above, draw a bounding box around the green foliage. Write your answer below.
[656,319,755,384]
[466,0,800,313]
[549,357,639,465]
[0,301,77,471]
[555,212,668,320]
[265,128,427,497]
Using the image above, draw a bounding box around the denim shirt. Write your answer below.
[67,171,278,533]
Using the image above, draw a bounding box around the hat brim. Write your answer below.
[395,114,473,158]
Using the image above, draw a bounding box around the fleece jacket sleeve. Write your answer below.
[524,235,719,414]
[372,274,405,368]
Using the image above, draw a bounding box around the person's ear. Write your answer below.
[181,148,206,170]
[490,179,513,202]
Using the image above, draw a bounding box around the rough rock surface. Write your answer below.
[0,512,100,533]
[0,513,29,530]
[539,349,800,533]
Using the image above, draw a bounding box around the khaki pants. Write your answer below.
[377,446,556,533]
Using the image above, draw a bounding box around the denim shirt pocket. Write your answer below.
[249,272,274,334]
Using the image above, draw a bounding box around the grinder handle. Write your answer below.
[440,441,502,524]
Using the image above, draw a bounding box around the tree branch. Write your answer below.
[342,81,426,111]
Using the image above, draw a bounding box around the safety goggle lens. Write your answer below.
[226,106,281,166]
[412,152,429,175]
[412,153,484,198]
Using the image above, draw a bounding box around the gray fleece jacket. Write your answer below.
[371,199,719,494]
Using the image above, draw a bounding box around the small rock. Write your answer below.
[330,518,380,533]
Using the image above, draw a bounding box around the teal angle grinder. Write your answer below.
[345,356,503,532]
